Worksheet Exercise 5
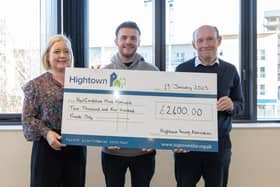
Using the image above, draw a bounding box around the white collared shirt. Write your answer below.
[194,56,220,67]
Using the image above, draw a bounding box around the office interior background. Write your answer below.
[0,0,280,186]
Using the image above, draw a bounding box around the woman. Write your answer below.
[22,34,86,187]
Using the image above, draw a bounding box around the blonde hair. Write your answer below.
[42,34,74,70]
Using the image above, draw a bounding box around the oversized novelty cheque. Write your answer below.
[61,68,218,152]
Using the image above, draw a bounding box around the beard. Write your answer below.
[122,53,135,58]
[119,48,137,59]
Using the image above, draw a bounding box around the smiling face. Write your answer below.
[47,40,71,73]
[115,27,140,63]
[192,25,221,65]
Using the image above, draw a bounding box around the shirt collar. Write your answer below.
[194,56,220,67]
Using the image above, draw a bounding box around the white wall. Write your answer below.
[1,127,279,187]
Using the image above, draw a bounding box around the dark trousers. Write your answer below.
[174,137,231,187]
[30,138,87,187]
[102,151,156,187]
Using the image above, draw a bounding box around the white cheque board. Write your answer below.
[61,68,218,152]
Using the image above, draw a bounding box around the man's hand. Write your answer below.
[217,96,233,112]
[107,146,121,150]
[141,148,154,152]
[173,149,190,153]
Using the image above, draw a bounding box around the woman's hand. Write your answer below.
[46,130,67,150]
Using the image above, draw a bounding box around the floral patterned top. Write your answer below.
[22,72,64,141]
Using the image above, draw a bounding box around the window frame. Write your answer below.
[1,0,280,125]
[0,0,58,125]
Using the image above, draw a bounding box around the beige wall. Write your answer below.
[1,128,279,187]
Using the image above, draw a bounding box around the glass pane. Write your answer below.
[89,0,153,68]
[0,0,56,114]
[257,0,280,120]
[165,0,240,72]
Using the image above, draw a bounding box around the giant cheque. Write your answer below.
[61,68,218,152]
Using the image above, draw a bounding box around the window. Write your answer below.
[165,0,240,72]
[278,86,280,99]
[1,1,279,124]
[259,84,266,95]
[278,64,280,81]
[0,1,40,113]
[257,0,280,120]
[89,0,153,68]
[0,0,57,115]
[175,52,185,62]
[257,104,275,118]
[259,67,266,78]
[259,49,266,60]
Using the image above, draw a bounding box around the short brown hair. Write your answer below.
[115,21,141,38]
